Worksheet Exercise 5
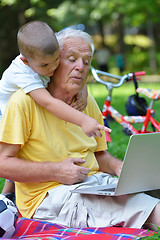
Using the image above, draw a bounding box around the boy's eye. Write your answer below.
[41,64,48,68]
[56,56,60,61]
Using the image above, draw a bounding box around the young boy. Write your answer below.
[0,21,111,138]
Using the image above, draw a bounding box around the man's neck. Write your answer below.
[48,83,75,105]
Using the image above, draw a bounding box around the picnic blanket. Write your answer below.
[2,217,154,240]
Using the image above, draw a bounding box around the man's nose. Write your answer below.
[75,58,84,71]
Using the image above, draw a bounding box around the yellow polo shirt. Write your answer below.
[0,90,107,218]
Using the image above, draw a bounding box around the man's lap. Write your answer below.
[33,173,160,228]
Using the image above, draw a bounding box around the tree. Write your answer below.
[0,0,64,75]
[1,0,160,75]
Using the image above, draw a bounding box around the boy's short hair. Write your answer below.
[17,21,59,59]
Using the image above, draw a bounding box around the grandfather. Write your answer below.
[0,28,160,230]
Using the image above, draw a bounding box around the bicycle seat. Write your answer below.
[136,88,160,100]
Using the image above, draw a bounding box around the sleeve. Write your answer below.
[15,73,46,94]
[4,56,49,94]
[0,90,32,146]
[85,93,108,152]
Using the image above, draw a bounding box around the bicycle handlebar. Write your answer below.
[134,71,146,76]
[91,66,146,89]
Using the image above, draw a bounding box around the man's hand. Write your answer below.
[71,84,88,112]
[55,158,90,185]
[71,95,87,112]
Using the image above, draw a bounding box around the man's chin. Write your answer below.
[67,88,81,99]
[66,82,84,96]
[72,85,83,93]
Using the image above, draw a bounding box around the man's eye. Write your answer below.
[68,57,75,62]
[84,60,90,65]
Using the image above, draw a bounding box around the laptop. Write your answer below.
[71,132,160,196]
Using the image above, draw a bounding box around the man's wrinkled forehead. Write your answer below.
[62,37,92,53]
[66,49,92,58]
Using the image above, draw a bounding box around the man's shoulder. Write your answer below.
[87,93,99,108]
[10,89,32,106]
[84,92,101,117]
[87,92,96,103]
[2,90,34,123]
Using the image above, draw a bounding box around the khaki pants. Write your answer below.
[33,173,160,228]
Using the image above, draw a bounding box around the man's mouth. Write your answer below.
[71,76,82,81]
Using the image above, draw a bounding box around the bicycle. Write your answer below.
[91,66,160,142]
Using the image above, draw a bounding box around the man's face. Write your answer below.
[53,37,92,94]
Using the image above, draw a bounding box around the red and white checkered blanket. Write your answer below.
[4,217,155,240]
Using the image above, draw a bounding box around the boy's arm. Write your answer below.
[29,88,111,138]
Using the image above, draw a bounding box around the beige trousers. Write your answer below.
[33,173,160,228]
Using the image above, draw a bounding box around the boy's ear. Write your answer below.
[20,56,29,66]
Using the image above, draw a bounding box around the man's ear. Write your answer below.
[20,56,29,66]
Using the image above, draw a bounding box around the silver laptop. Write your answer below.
[71,132,160,196]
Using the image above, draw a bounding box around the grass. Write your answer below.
[87,81,160,160]
[0,179,5,192]
[142,229,160,240]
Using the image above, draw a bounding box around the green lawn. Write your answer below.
[0,178,4,193]
[87,81,160,160]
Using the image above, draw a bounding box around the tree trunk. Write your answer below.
[146,18,157,73]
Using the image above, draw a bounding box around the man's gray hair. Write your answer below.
[55,28,94,55]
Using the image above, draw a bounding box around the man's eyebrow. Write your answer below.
[87,53,92,58]
[66,50,92,58]
[66,50,76,55]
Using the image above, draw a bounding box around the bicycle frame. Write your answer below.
[91,66,160,142]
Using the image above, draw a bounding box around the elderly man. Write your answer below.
[0,28,160,230]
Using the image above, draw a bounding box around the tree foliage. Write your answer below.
[0,0,160,75]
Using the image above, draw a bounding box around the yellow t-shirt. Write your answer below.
[0,90,107,218]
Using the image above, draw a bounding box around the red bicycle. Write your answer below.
[91,66,160,142]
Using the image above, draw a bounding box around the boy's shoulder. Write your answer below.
[11,55,33,73]
[3,55,32,77]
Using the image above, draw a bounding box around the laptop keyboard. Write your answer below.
[98,188,116,192]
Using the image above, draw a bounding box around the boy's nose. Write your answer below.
[52,59,60,71]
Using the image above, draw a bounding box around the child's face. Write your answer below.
[27,49,60,77]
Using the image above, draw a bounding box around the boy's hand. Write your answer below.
[81,115,112,138]
[71,84,88,112]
